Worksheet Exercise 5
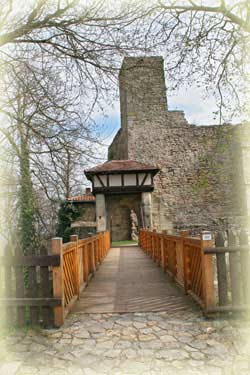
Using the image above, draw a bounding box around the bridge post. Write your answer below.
[70,235,80,299]
[201,232,215,310]
[52,237,64,327]
[90,239,96,273]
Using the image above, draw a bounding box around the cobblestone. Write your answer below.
[0,312,250,374]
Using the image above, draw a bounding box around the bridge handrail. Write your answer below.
[140,228,250,313]
[139,229,215,312]
[52,230,110,327]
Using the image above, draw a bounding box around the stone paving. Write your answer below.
[1,311,250,375]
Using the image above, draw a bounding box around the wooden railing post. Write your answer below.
[175,237,184,286]
[52,237,64,327]
[146,231,148,252]
[101,233,104,261]
[157,236,160,265]
[160,234,164,269]
[239,229,250,305]
[101,233,103,260]
[90,238,96,273]
[183,240,191,294]
[215,231,228,306]
[161,230,168,271]
[95,237,99,268]
[152,230,156,260]
[228,231,241,306]
[70,235,80,299]
[108,230,111,250]
[83,242,89,283]
[201,232,215,310]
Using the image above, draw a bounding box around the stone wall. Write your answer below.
[128,123,243,231]
[108,129,128,160]
[109,56,248,232]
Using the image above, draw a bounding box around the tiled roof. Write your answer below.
[85,160,159,174]
[67,194,95,202]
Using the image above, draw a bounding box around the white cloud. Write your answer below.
[168,86,219,125]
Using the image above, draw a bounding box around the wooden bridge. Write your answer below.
[1,229,250,327]
[71,245,198,314]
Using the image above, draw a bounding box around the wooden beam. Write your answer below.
[0,298,62,307]
[96,174,105,187]
[136,173,139,186]
[52,238,65,327]
[201,236,215,309]
[93,186,154,194]
[215,232,228,306]
[70,235,80,299]
[0,255,60,266]
[140,173,148,186]
[15,246,25,326]
[204,246,249,254]
[228,231,241,306]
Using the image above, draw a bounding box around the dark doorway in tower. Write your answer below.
[106,194,141,242]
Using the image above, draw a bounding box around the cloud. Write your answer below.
[168,86,219,125]
[92,83,241,163]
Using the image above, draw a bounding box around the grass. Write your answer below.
[111,240,138,247]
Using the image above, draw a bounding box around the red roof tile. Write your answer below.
[85,160,159,174]
[67,194,95,202]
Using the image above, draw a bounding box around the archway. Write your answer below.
[107,194,141,241]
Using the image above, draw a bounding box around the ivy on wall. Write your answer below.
[56,201,84,243]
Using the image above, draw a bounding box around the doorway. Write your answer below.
[106,194,141,241]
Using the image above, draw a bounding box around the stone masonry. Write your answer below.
[108,56,250,232]
[2,312,250,375]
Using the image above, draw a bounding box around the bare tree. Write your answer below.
[144,0,250,122]
[2,0,249,251]
[0,54,104,249]
[0,1,153,248]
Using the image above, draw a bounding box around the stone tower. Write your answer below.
[119,56,168,126]
[108,56,247,232]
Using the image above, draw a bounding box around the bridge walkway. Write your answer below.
[72,245,200,314]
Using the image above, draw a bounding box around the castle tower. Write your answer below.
[108,56,240,232]
[119,56,168,131]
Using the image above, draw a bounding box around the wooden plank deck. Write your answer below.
[71,245,201,314]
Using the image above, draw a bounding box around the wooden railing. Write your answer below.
[0,245,60,327]
[53,231,110,326]
[204,231,250,312]
[0,231,110,328]
[140,229,250,314]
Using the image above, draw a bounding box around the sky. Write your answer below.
[95,83,231,162]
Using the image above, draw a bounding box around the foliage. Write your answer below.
[0,0,151,244]
[1,0,250,250]
[18,139,39,255]
[56,201,83,242]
